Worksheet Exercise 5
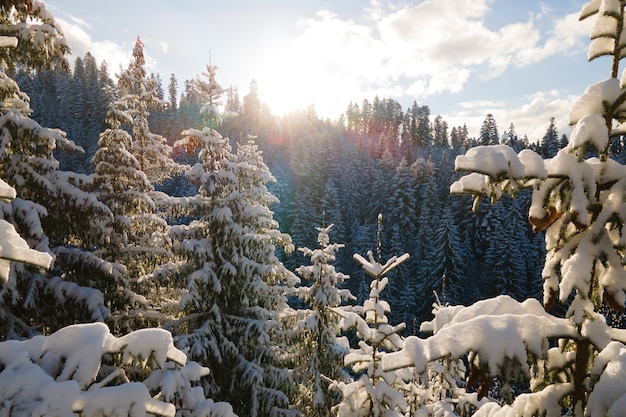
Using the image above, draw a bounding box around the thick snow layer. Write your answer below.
[0,219,53,281]
[449,172,489,195]
[383,296,575,375]
[590,12,618,40]
[587,157,626,184]
[568,113,609,150]
[451,147,547,199]
[587,342,626,417]
[455,145,525,179]
[0,36,18,48]
[518,149,548,178]
[353,250,409,278]
[580,0,601,20]
[0,323,192,416]
[0,178,16,201]
[472,383,574,417]
[569,78,621,124]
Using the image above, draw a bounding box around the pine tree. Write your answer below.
[415,172,443,321]
[416,104,432,149]
[168,73,178,111]
[320,178,347,245]
[400,111,413,162]
[333,215,410,417]
[482,200,527,300]
[479,113,499,146]
[0,6,116,337]
[288,225,355,417]
[385,3,626,414]
[502,122,526,152]
[168,66,298,417]
[242,79,262,140]
[432,114,449,149]
[427,206,465,306]
[117,36,181,184]
[0,1,69,73]
[89,84,171,333]
[539,116,560,158]
[0,6,236,416]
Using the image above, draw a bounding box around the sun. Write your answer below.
[255,57,315,117]
[255,49,354,120]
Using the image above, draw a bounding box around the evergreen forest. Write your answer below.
[14,49,584,334]
[7,1,626,417]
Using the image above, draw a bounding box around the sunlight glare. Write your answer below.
[256,47,357,119]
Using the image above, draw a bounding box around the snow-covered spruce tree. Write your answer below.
[332,214,410,417]
[0,321,237,417]
[0,2,121,337]
[166,66,298,417]
[286,224,355,416]
[117,36,182,184]
[0,182,235,417]
[384,2,626,415]
[0,178,53,309]
[0,0,70,73]
[88,84,176,333]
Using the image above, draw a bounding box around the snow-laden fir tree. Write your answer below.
[0,2,120,337]
[165,65,298,417]
[384,2,626,415]
[0,0,70,73]
[88,84,176,333]
[0,5,237,416]
[117,36,182,184]
[0,180,232,417]
[0,320,237,417]
[0,178,53,300]
[286,224,355,416]
[332,214,410,417]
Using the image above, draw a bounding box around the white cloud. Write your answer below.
[426,68,470,95]
[256,0,588,120]
[56,18,164,78]
[516,12,592,66]
[458,100,506,110]
[259,2,496,116]
[446,90,577,142]
[57,17,130,74]
[378,0,539,78]
[66,13,90,29]
[507,91,576,137]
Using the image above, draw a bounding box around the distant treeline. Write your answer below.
[18,52,626,333]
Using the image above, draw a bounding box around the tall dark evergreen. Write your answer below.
[288,225,354,417]
[90,84,168,333]
[479,113,499,146]
[428,206,465,306]
[168,66,298,417]
[168,73,178,111]
[539,117,560,157]
[482,201,528,299]
[117,36,181,183]
[432,114,449,148]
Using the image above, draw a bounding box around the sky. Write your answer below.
[43,0,602,142]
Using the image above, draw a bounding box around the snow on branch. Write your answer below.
[353,250,409,278]
[0,219,52,281]
[382,296,575,375]
[0,36,18,48]
[0,322,195,416]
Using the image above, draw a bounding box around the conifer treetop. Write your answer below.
[0,0,70,72]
